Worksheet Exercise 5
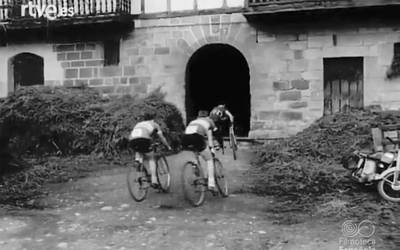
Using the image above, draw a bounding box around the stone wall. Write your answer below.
[2,13,400,138]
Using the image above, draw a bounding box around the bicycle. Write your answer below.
[229,125,238,160]
[181,146,229,207]
[126,142,171,202]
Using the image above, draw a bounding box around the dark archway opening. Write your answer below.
[12,53,44,90]
[185,44,251,136]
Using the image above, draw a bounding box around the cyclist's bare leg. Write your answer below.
[200,149,216,189]
[147,152,158,185]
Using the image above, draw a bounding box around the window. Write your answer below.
[104,39,120,66]
[387,43,400,79]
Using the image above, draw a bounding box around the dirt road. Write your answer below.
[0,149,373,250]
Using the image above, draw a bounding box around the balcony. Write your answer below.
[0,0,133,29]
[246,0,400,14]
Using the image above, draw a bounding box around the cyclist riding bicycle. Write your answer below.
[128,114,172,188]
[210,104,234,149]
[182,109,229,191]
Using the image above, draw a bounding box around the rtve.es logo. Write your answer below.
[21,1,74,20]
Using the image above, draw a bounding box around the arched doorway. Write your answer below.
[11,53,44,90]
[185,44,251,136]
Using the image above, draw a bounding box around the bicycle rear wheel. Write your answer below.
[127,161,149,202]
[229,129,238,160]
[156,155,171,192]
[181,161,206,207]
[214,159,229,197]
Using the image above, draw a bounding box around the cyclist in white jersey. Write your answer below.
[128,115,172,187]
[182,110,221,191]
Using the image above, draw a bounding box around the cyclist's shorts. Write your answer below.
[129,138,152,153]
[182,133,206,152]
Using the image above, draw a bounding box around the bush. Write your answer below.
[0,86,185,174]
[248,108,400,198]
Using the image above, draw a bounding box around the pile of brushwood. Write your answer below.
[0,86,184,205]
[248,108,400,199]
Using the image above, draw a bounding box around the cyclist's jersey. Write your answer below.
[129,120,160,140]
[185,117,216,137]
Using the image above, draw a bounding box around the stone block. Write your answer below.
[127,48,139,55]
[129,77,139,84]
[288,60,307,72]
[85,43,96,50]
[135,83,147,93]
[61,62,70,68]
[71,61,84,67]
[289,41,307,50]
[251,121,265,130]
[86,60,103,67]
[67,52,80,60]
[120,77,127,84]
[140,48,154,55]
[291,79,309,90]
[294,50,303,59]
[75,80,88,87]
[65,68,78,78]
[56,44,75,52]
[63,80,74,87]
[308,59,323,70]
[154,47,170,55]
[76,43,85,50]
[131,56,144,65]
[303,49,322,60]
[281,111,303,121]
[57,53,66,61]
[124,66,136,76]
[89,79,103,86]
[273,81,292,90]
[140,77,151,85]
[337,35,362,46]
[259,111,280,120]
[280,91,301,101]
[301,71,322,80]
[81,51,93,60]
[100,67,122,77]
[289,101,308,109]
[308,35,333,48]
[79,68,92,78]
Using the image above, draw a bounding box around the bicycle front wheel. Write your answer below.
[214,159,229,197]
[156,155,171,192]
[127,161,149,202]
[181,162,206,207]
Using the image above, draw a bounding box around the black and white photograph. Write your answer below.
[1,0,400,249]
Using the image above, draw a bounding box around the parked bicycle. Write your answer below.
[126,142,170,202]
[181,146,228,207]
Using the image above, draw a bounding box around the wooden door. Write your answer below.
[323,57,363,115]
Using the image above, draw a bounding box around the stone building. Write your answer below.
[1,0,400,138]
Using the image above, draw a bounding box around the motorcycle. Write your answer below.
[343,137,400,202]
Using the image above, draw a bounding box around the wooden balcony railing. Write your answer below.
[247,0,400,10]
[0,0,131,22]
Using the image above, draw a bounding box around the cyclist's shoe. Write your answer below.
[151,183,160,189]
[208,185,218,195]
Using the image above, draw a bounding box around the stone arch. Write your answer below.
[8,52,44,92]
[184,41,252,136]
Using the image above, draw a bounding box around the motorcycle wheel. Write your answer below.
[377,171,400,202]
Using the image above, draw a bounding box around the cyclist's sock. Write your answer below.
[207,160,215,188]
